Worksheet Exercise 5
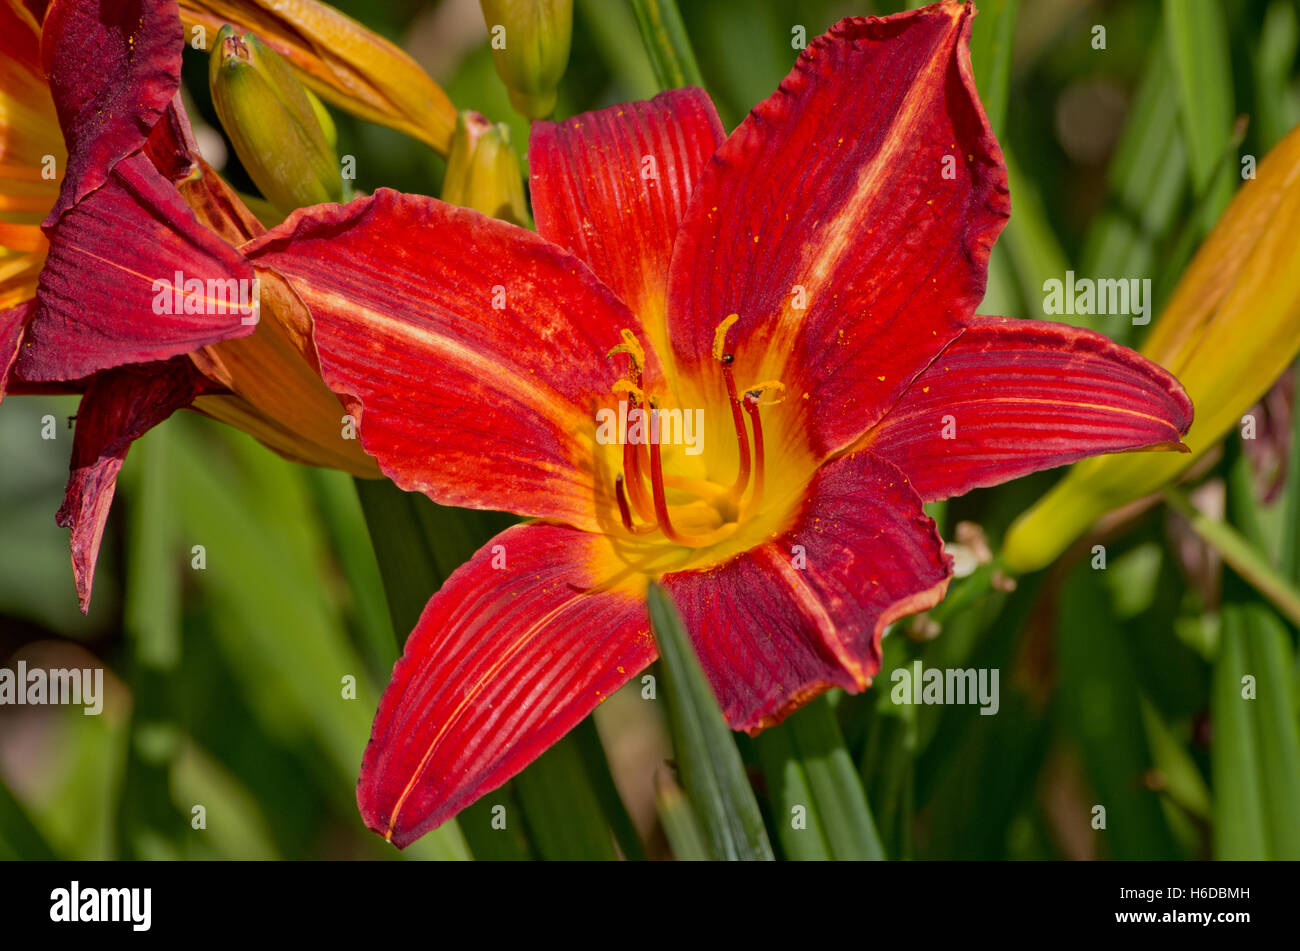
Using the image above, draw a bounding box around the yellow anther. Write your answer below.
[612,380,647,402]
[607,328,645,372]
[743,379,787,406]
[712,314,740,362]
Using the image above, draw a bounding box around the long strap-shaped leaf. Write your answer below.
[647,583,773,861]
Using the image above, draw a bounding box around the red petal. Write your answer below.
[17,152,256,382]
[42,0,183,222]
[0,301,32,402]
[357,522,653,847]
[661,450,951,733]
[863,316,1195,502]
[245,189,651,531]
[666,5,1008,458]
[145,96,266,244]
[530,88,724,363]
[57,355,214,613]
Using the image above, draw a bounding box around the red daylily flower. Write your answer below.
[1,0,378,610]
[239,2,1192,846]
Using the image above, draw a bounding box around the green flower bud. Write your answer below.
[442,110,530,227]
[209,25,344,214]
[480,0,573,121]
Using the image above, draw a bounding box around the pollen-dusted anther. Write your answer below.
[712,313,740,362]
[713,314,751,498]
[743,379,787,406]
[612,380,647,402]
[607,328,646,374]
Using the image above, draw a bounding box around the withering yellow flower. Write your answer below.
[1003,121,1300,573]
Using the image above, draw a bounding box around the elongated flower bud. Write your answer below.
[209,25,343,214]
[442,110,530,227]
[1003,121,1300,573]
[182,0,458,154]
[480,0,573,120]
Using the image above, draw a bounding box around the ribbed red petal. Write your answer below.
[42,0,183,222]
[530,88,724,364]
[57,356,214,612]
[863,316,1194,502]
[661,450,951,733]
[666,4,1008,458]
[17,152,257,382]
[357,522,653,848]
[0,301,32,402]
[245,189,654,531]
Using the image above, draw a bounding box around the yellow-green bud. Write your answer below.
[480,0,573,121]
[209,25,344,214]
[442,110,530,227]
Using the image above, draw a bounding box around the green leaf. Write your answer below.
[1163,0,1236,232]
[0,777,57,860]
[1079,34,1188,345]
[353,477,513,642]
[1212,608,1269,858]
[647,583,773,860]
[576,0,659,101]
[754,717,833,860]
[653,768,711,861]
[1281,363,1300,584]
[628,0,704,91]
[1000,150,1071,324]
[1164,488,1300,628]
[967,0,1018,140]
[515,727,620,861]
[1252,0,1300,150]
[1057,567,1181,859]
[123,424,181,670]
[1230,605,1300,858]
[758,697,884,860]
[305,469,399,681]
[574,716,647,860]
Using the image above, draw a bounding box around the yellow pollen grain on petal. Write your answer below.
[712,313,740,361]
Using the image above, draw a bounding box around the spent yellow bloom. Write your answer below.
[1003,121,1300,573]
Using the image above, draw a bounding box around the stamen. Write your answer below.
[622,423,657,525]
[713,316,753,500]
[741,380,787,405]
[712,314,740,362]
[612,380,647,402]
[607,328,646,377]
[740,393,768,520]
[614,475,634,529]
[647,421,736,547]
[646,410,685,544]
[615,474,657,535]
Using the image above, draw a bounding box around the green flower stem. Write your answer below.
[627,0,704,91]
[1163,488,1300,627]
